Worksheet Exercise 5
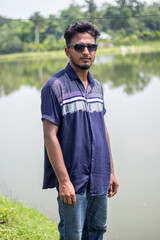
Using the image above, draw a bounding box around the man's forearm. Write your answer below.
[105,125,114,173]
[44,135,70,184]
[43,119,76,205]
[105,123,119,197]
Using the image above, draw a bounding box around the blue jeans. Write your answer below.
[57,188,107,240]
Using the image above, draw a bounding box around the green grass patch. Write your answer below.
[0,196,59,240]
[0,41,160,62]
[97,41,160,55]
[0,50,66,62]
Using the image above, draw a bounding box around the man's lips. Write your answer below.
[80,57,91,60]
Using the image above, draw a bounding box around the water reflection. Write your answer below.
[0,53,160,96]
[0,59,67,96]
[92,53,160,94]
[0,53,160,240]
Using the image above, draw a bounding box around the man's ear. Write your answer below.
[65,47,70,58]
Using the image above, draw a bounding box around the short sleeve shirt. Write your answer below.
[41,63,111,196]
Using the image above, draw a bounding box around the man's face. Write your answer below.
[65,33,97,70]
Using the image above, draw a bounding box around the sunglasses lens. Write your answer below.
[74,44,85,52]
[87,44,97,52]
[73,44,98,52]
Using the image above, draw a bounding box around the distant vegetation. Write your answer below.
[0,196,59,240]
[0,0,160,54]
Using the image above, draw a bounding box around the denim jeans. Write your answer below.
[57,188,107,240]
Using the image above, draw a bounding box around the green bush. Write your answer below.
[152,31,160,41]
[140,30,153,40]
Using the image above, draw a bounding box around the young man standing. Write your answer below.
[41,22,119,240]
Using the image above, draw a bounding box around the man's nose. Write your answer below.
[82,46,90,54]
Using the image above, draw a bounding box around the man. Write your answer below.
[41,22,119,240]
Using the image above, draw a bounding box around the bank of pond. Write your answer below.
[0,196,59,240]
[0,41,160,62]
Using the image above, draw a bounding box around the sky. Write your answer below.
[0,0,159,19]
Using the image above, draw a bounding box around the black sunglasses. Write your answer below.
[68,44,98,52]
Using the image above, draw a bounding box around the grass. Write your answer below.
[0,41,160,62]
[0,196,59,240]
[0,51,66,62]
[97,41,160,55]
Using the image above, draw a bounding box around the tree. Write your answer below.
[102,5,119,31]
[0,15,11,27]
[103,0,146,34]
[0,21,23,54]
[115,0,145,15]
[41,15,63,41]
[60,4,84,33]
[103,5,133,32]
[30,12,44,49]
[17,21,34,42]
[128,0,145,16]
[141,3,160,31]
[85,0,97,22]
[116,0,126,10]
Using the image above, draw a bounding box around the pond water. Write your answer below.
[0,52,160,240]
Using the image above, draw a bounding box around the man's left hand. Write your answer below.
[108,173,119,198]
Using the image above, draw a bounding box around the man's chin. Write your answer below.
[80,65,91,70]
[74,63,91,70]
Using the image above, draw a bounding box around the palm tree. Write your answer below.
[30,12,44,51]
[85,0,97,23]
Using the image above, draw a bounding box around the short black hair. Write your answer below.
[64,21,101,47]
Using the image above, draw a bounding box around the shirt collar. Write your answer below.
[65,62,95,87]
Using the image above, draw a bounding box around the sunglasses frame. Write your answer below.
[68,43,98,52]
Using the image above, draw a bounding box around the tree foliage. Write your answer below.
[0,0,160,54]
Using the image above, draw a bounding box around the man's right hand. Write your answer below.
[59,180,76,205]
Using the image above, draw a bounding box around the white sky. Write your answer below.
[0,0,159,19]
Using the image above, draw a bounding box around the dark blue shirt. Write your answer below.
[41,63,111,196]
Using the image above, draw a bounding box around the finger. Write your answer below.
[108,192,115,198]
[108,193,113,198]
[63,197,68,204]
[109,183,113,194]
[110,192,116,197]
[61,196,76,205]
[67,197,72,205]
[72,194,76,205]
[113,182,119,194]
[108,184,113,198]
[60,196,64,202]
[108,183,119,197]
